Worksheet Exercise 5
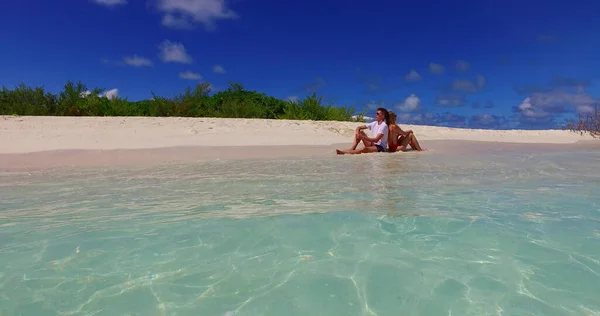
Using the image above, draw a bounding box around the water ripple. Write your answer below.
[1,150,600,315]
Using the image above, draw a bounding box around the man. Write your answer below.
[336,108,390,155]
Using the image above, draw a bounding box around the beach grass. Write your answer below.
[0,80,365,122]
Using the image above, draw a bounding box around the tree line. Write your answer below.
[2,79,598,136]
[0,80,365,122]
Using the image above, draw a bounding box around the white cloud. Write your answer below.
[404,69,422,82]
[123,55,153,67]
[213,64,225,73]
[396,94,421,112]
[352,115,373,121]
[101,88,119,99]
[154,0,238,29]
[436,93,465,107]
[396,112,423,124]
[286,96,299,102]
[428,63,445,74]
[81,88,119,99]
[516,97,550,118]
[158,40,193,63]
[92,0,127,6]
[161,14,195,29]
[179,71,202,80]
[516,90,596,118]
[450,75,485,93]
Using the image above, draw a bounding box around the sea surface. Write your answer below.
[1,148,600,316]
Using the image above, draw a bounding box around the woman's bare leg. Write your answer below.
[397,134,413,152]
[397,132,426,151]
[396,135,406,145]
[408,133,426,151]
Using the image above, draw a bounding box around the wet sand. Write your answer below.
[1,116,598,171]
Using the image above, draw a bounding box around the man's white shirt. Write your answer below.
[366,121,389,149]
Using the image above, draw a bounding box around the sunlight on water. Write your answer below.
[1,150,600,316]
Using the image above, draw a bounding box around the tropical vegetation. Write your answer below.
[0,80,365,122]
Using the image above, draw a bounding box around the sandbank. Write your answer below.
[1,116,598,170]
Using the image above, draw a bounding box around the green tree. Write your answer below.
[0,80,364,122]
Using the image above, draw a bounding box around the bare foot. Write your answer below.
[336,149,345,155]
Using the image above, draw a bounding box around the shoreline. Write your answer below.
[1,116,598,171]
[1,140,598,172]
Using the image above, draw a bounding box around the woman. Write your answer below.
[387,111,426,152]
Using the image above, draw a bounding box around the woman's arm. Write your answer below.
[397,126,413,136]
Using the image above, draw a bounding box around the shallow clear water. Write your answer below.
[1,149,600,316]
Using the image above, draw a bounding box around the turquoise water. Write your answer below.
[1,149,600,316]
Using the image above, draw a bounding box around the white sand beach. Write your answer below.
[1,116,596,153]
[1,115,598,170]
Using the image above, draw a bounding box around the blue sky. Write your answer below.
[1,0,599,129]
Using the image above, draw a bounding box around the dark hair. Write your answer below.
[377,107,390,125]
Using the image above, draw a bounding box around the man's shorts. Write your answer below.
[375,144,386,152]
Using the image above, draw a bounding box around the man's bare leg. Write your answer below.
[337,131,373,154]
[353,131,373,149]
[337,145,378,155]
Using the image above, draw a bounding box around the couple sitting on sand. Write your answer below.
[336,107,425,155]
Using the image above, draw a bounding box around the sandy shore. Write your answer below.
[2,116,596,153]
[1,116,598,170]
